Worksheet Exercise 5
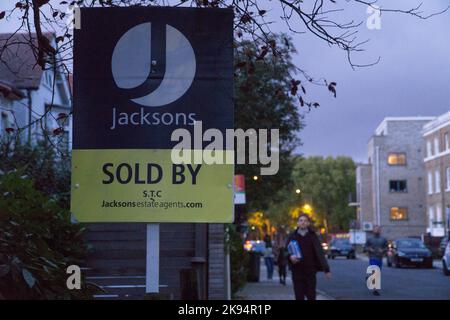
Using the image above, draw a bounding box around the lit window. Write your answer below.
[390,207,408,220]
[388,153,406,165]
[445,132,449,150]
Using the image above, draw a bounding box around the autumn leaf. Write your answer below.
[57,113,68,120]
[53,127,63,135]
[240,13,252,24]
[290,79,301,96]
[256,47,268,60]
[328,82,337,97]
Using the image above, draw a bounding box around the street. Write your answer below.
[238,256,450,300]
[317,257,450,300]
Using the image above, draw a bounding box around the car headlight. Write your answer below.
[397,251,406,257]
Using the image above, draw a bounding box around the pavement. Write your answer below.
[235,258,334,300]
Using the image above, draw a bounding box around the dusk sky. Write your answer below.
[1,0,449,163]
[268,0,450,162]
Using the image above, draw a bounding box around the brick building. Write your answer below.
[423,111,450,239]
[355,117,435,240]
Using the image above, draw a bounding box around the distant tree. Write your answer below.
[234,35,303,212]
[293,156,356,232]
[265,156,356,232]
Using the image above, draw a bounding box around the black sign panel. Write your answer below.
[74,7,234,149]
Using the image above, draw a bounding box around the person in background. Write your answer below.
[264,241,275,281]
[286,213,331,300]
[276,245,287,285]
[363,225,388,296]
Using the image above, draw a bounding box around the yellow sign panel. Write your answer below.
[71,149,234,223]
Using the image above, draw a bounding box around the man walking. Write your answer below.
[285,213,331,300]
[364,225,388,296]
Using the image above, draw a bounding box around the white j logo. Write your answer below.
[111,23,196,107]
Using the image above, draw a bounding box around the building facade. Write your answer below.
[423,111,450,238]
[0,32,72,151]
[355,117,435,240]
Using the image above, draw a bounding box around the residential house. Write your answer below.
[423,111,450,239]
[0,32,72,151]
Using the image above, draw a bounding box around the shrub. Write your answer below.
[0,169,96,299]
[226,224,249,297]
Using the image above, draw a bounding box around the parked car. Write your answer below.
[387,238,433,268]
[327,238,356,259]
[440,236,448,257]
[443,241,450,276]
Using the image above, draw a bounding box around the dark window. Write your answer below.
[389,180,407,192]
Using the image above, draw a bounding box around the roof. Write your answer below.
[422,111,450,137]
[0,32,55,90]
[374,116,436,136]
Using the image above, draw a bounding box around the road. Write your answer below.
[316,257,450,300]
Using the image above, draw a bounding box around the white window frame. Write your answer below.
[434,137,440,155]
[427,140,432,157]
[429,206,435,228]
[428,171,433,195]
[446,167,450,191]
[445,132,449,150]
[436,205,443,223]
[435,169,441,193]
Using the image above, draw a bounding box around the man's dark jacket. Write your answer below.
[285,228,330,273]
